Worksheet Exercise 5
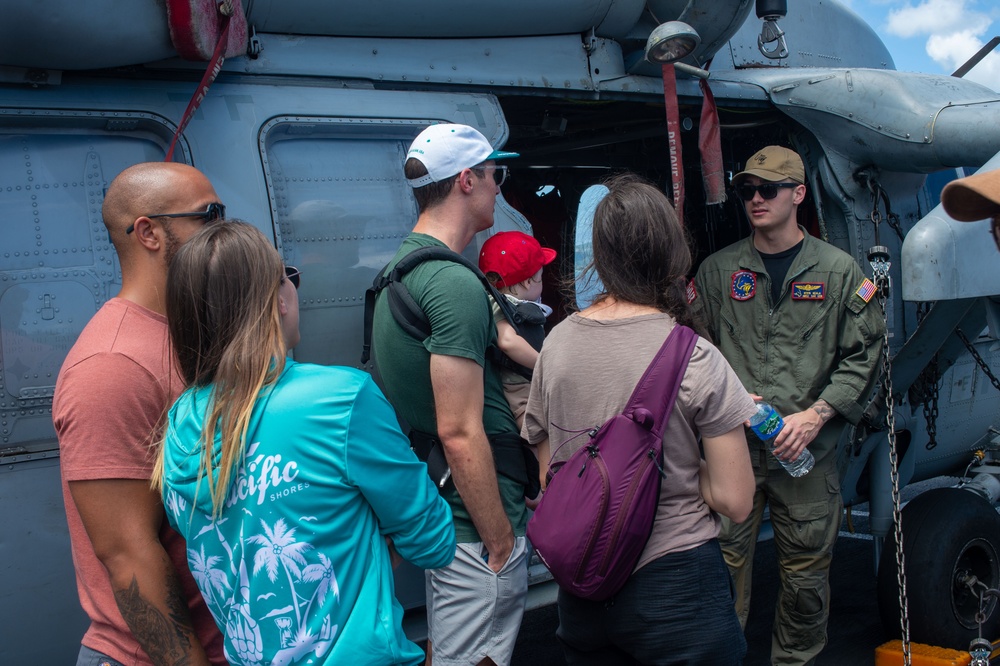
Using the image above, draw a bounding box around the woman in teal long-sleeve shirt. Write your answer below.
[155,221,455,666]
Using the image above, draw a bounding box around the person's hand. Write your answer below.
[524,490,542,511]
[484,533,514,574]
[772,409,823,462]
[744,394,764,427]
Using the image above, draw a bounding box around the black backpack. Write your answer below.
[360,245,543,379]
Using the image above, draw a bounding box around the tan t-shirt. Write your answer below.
[53,298,224,665]
[522,312,755,571]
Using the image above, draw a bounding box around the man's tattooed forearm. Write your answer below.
[114,575,194,666]
[810,400,837,422]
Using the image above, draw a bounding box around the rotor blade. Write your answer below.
[951,36,1000,78]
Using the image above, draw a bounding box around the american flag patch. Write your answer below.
[855,278,877,303]
[686,278,697,304]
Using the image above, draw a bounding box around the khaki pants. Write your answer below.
[719,447,842,666]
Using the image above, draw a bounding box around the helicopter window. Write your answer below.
[0,112,178,458]
[260,118,439,368]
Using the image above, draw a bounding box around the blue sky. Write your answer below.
[842,0,999,90]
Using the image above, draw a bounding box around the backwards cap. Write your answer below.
[479,231,556,289]
[941,169,1000,222]
[732,146,805,186]
[406,124,518,188]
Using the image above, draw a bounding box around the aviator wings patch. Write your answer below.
[791,282,825,300]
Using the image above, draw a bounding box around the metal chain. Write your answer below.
[968,581,994,665]
[914,304,940,450]
[866,177,905,245]
[957,329,1000,393]
[922,354,939,450]
[871,247,911,665]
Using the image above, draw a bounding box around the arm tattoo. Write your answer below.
[810,400,837,423]
[114,575,195,666]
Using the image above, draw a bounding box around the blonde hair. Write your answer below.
[153,221,287,517]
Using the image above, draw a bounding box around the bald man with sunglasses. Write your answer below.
[692,146,885,666]
[53,162,227,666]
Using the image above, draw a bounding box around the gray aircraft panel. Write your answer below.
[711,68,1000,172]
[720,0,894,71]
[246,0,646,40]
[902,150,1000,301]
[212,33,599,94]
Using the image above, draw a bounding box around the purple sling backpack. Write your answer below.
[526,324,698,601]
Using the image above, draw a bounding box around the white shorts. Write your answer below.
[425,536,529,666]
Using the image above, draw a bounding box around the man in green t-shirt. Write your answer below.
[371,123,528,666]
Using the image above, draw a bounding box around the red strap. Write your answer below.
[661,63,685,226]
[165,13,231,162]
[699,76,726,205]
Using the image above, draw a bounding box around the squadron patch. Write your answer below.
[731,270,756,301]
[791,282,825,300]
[855,278,877,303]
[686,278,697,304]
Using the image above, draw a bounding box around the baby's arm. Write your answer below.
[496,318,539,368]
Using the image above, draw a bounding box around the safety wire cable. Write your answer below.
[868,178,911,664]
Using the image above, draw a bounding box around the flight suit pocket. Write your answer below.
[789,295,837,390]
[785,500,831,551]
[719,310,738,337]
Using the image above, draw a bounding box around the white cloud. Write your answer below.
[881,0,999,90]
[885,0,990,38]
[964,54,999,90]
[925,32,999,90]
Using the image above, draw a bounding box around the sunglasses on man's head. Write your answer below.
[284,265,301,289]
[735,182,799,202]
[126,202,227,234]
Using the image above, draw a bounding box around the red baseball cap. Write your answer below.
[479,231,557,289]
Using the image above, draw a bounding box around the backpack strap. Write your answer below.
[360,245,535,380]
[360,263,390,364]
[622,325,698,437]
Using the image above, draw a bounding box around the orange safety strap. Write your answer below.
[699,74,726,205]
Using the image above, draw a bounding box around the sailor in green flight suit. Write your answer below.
[692,146,885,666]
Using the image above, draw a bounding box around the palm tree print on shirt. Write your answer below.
[248,518,313,627]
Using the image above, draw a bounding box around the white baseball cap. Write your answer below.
[405,124,518,188]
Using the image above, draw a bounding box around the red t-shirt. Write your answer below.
[53,298,224,665]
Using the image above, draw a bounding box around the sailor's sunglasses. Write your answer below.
[126,202,227,234]
[735,182,799,202]
[992,215,1000,253]
[284,265,301,289]
[472,164,508,187]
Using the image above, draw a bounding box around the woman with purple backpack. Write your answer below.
[522,173,756,665]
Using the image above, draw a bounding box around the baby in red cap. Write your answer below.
[479,231,557,430]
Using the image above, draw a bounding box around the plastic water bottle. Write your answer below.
[748,401,815,477]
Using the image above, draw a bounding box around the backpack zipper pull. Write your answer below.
[649,449,666,478]
[579,443,601,476]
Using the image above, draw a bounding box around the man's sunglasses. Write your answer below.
[991,216,1000,253]
[735,182,799,202]
[472,164,508,187]
[126,202,227,234]
[284,265,301,289]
